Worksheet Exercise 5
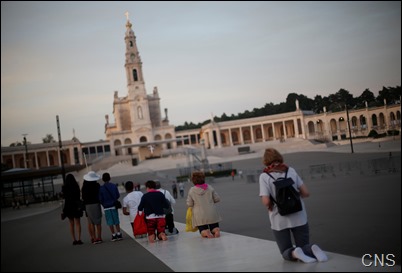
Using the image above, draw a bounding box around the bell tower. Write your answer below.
[106,13,177,156]
[124,12,152,129]
[124,12,146,97]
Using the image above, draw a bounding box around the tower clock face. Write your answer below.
[130,53,135,61]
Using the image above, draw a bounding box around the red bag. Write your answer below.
[133,211,147,237]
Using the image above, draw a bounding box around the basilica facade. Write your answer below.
[104,17,176,161]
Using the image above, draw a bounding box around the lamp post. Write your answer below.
[345,104,354,153]
[200,139,207,172]
[56,115,66,185]
[22,134,28,168]
[83,152,89,172]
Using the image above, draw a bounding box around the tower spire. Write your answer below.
[124,12,144,96]
[124,11,132,28]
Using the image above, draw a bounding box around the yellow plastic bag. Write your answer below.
[185,207,198,232]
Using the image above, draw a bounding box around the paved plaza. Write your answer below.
[1,137,401,272]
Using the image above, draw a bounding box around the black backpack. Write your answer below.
[265,168,302,216]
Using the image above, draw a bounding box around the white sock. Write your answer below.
[312,244,328,262]
[293,247,317,263]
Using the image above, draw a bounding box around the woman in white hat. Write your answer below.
[82,171,103,244]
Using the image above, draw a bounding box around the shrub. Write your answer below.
[387,130,400,136]
[374,133,387,139]
[368,129,378,138]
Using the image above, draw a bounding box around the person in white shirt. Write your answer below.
[178,182,185,198]
[259,148,328,263]
[122,181,143,233]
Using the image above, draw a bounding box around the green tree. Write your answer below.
[357,88,376,108]
[286,93,314,111]
[313,95,324,113]
[9,141,22,147]
[42,134,55,143]
[220,113,230,121]
[377,86,401,105]
[175,85,400,128]
[285,93,299,111]
[328,88,354,112]
[263,102,276,115]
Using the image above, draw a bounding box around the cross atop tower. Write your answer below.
[124,11,129,21]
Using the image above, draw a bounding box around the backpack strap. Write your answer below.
[266,172,275,180]
[264,167,288,180]
[264,171,277,205]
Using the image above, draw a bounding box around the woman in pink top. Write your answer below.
[186,171,222,238]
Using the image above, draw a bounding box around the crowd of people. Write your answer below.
[60,147,328,264]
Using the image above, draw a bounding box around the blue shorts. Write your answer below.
[104,208,120,226]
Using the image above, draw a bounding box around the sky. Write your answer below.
[1,1,401,146]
